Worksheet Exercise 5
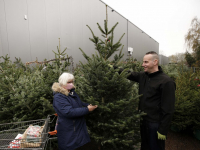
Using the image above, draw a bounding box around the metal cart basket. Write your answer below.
[0,117,49,150]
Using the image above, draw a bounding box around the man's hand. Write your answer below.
[87,104,98,112]
[157,131,166,140]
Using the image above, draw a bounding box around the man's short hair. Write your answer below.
[146,51,159,61]
[146,51,158,55]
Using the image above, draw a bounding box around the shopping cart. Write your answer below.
[0,116,51,150]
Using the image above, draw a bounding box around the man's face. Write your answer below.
[142,54,155,73]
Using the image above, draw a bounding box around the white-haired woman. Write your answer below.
[52,72,97,150]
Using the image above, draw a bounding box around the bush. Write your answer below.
[0,46,72,123]
[171,67,200,131]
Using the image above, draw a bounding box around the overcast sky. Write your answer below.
[101,0,200,56]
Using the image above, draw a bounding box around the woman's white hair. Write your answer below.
[58,72,74,86]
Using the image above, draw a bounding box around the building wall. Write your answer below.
[128,21,159,61]
[0,0,160,65]
[159,54,169,65]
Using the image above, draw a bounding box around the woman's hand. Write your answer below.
[88,104,98,111]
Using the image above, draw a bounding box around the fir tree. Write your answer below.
[0,39,72,123]
[75,5,144,150]
[171,67,200,131]
[0,56,54,122]
[42,38,72,89]
[0,55,26,123]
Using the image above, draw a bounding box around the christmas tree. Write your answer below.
[0,39,72,123]
[171,67,200,131]
[75,5,144,150]
[0,55,22,123]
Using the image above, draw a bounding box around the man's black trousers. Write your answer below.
[140,119,165,150]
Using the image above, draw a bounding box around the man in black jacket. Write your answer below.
[127,51,176,150]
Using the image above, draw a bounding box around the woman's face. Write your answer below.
[67,80,74,84]
[63,80,74,90]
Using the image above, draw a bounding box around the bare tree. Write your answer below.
[185,17,200,52]
[168,53,186,64]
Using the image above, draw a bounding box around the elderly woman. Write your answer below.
[52,72,97,150]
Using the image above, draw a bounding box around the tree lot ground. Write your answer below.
[74,129,200,150]
[165,130,200,150]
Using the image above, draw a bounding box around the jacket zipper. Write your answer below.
[73,120,76,131]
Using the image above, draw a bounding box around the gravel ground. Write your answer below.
[76,129,200,150]
[53,129,200,150]
[166,130,200,150]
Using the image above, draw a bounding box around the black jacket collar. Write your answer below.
[145,66,163,77]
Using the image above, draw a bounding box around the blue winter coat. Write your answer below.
[52,83,90,150]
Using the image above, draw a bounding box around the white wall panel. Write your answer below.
[128,21,159,62]
[59,0,72,60]
[0,0,161,65]
[80,0,97,64]
[0,0,9,57]
[27,0,48,62]
[128,22,145,61]
[45,0,61,60]
[4,0,31,62]
[69,0,85,63]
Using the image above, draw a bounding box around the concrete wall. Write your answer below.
[127,21,159,61]
[159,54,169,65]
[0,0,160,65]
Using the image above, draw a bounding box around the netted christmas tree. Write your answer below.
[74,5,144,150]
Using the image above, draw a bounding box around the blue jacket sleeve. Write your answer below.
[81,102,89,107]
[53,94,89,118]
[74,91,89,107]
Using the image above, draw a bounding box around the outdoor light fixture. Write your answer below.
[111,9,114,12]
[24,15,27,20]
[128,47,133,56]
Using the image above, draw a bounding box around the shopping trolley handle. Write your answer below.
[47,114,58,124]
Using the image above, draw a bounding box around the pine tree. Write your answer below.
[185,17,200,67]
[171,67,200,131]
[0,40,72,123]
[0,55,26,123]
[0,56,53,122]
[75,5,144,150]
[42,38,72,89]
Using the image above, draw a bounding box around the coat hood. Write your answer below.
[52,82,69,96]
